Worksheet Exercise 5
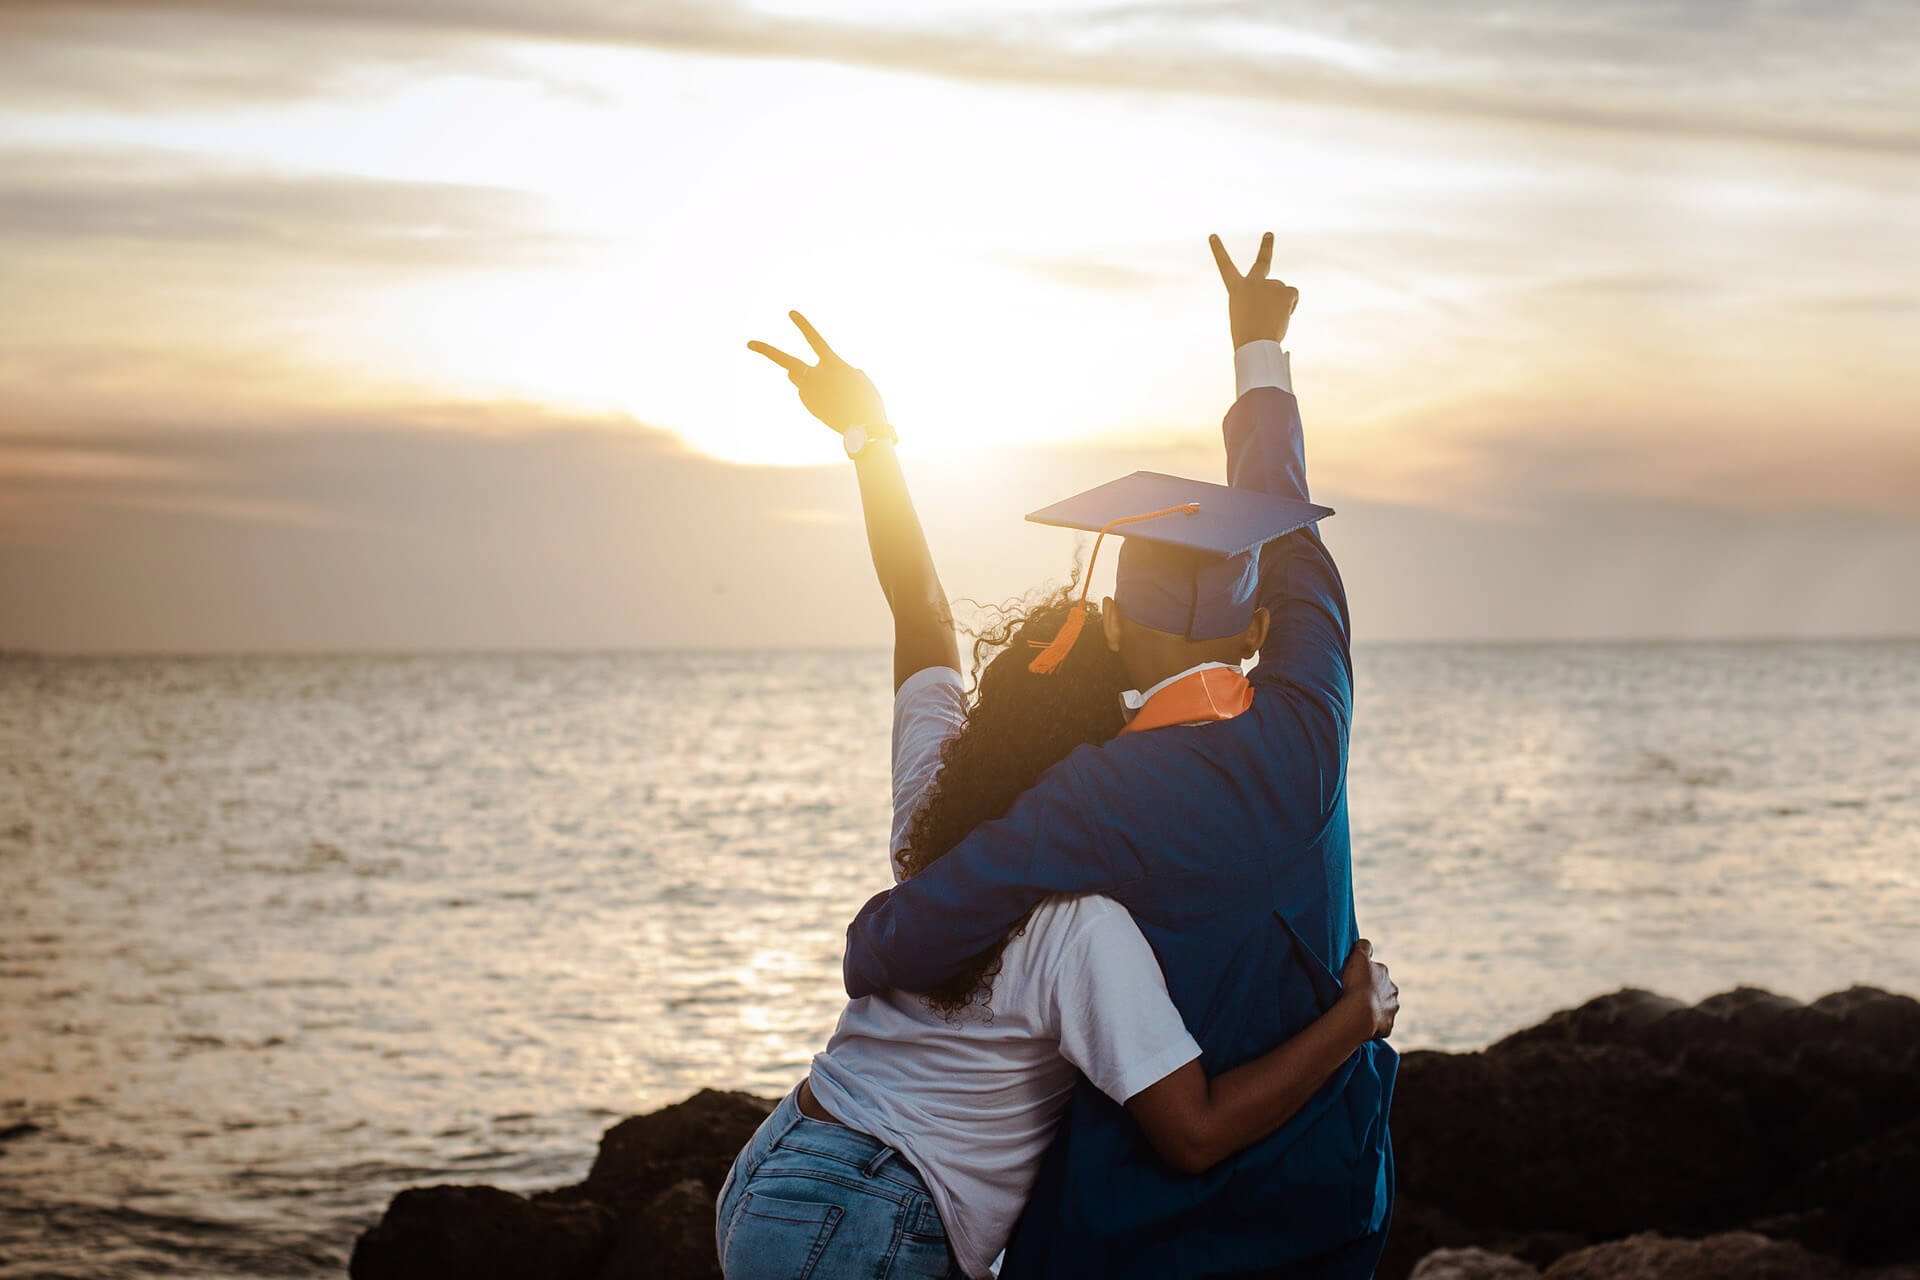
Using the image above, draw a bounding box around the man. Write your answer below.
[841,233,1395,1278]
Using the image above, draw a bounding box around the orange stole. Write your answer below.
[1118,666,1255,736]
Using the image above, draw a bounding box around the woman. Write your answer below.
[720,313,1399,1280]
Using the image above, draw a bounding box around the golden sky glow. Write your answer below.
[2,1,1917,649]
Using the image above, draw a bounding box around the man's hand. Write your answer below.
[748,311,887,435]
[1339,938,1399,1041]
[1210,232,1299,349]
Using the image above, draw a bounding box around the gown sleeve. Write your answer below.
[1227,387,1354,810]
[843,749,1119,998]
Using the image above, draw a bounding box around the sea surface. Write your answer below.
[2,643,1917,1277]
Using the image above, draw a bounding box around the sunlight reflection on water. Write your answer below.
[1,643,1916,1275]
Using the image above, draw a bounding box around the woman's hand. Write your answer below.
[751,311,953,689]
[748,311,888,435]
[1128,933,1402,1175]
[1339,938,1399,1040]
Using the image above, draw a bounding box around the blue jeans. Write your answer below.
[716,1086,958,1279]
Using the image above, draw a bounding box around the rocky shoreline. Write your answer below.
[350,986,1920,1279]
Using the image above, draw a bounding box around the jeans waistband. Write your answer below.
[764,1084,921,1183]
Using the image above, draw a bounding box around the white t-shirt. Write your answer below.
[808,666,1201,1279]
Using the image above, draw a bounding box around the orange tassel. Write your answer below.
[1027,502,1199,675]
[1026,601,1088,674]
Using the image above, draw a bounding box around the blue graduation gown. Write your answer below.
[841,386,1397,1279]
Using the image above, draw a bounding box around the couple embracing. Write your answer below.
[718,234,1399,1280]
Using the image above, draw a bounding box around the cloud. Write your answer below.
[0,405,918,651]
[3,1,1917,158]
[1538,272,1713,299]
[1807,292,1920,317]
[3,407,1917,652]
[0,148,590,268]
[1327,490,1920,642]
[0,5,481,108]
[1462,417,1920,520]
[1313,385,1920,523]
[996,254,1173,294]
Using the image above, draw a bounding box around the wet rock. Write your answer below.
[1409,1247,1541,1279]
[1503,1231,1597,1272]
[354,987,1920,1280]
[1492,988,1686,1055]
[1382,987,1920,1278]
[557,1089,772,1217]
[1658,988,1832,1061]
[348,1184,614,1280]
[353,1092,769,1280]
[1376,1201,1480,1280]
[1540,1231,1845,1279]
[1392,1040,1756,1235]
[1762,1117,1920,1265]
[589,1179,720,1280]
[1494,986,1920,1071]
[1809,986,1920,1052]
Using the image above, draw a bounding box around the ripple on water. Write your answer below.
[1,644,1918,1276]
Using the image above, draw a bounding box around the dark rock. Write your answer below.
[1492,988,1687,1055]
[1388,986,1920,1273]
[352,1092,771,1280]
[1495,986,1920,1074]
[1393,1040,1756,1236]
[552,1089,772,1217]
[1808,987,1920,1054]
[589,1180,721,1280]
[1377,1200,1478,1280]
[354,987,1920,1280]
[1673,1040,1849,1195]
[1540,1230,1845,1279]
[348,1184,614,1280]
[0,1121,40,1144]
[1661,988,1826,1061]
[1503,1232,1595,1272]
[1761,1118,1920,1264]
[1409,1247,1541,1279]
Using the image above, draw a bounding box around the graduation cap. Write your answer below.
[1023,471,1332,674]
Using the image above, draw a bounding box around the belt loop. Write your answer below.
[768,1086,806,1148]
[863,1146,895,1178]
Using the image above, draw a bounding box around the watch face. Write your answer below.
[843,426,866,458]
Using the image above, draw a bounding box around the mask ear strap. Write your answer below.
[1027,503,1199,674]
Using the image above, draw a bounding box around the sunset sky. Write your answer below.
[2,0,1916,651]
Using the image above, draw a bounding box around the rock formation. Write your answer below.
[349,1091,771,1280]
[351,987,1920,1279]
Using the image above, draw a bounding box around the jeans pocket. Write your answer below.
[887,1195,954,1280]
[721,1191,844,1280]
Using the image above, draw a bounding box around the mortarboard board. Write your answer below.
[1022,471,1332,672]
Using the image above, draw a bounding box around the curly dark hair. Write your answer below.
[896,572,1131,1016]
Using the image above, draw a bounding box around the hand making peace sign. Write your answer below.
[1210,232,1300,349]
[747,311,888,436]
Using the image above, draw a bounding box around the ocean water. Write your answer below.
[2,643,1916,1277]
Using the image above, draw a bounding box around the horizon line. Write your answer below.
[5,633,1918,661]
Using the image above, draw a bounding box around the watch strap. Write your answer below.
[843,423,898,458]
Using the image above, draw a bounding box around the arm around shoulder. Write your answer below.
[843,755,1119,998]
[1124,940,1398,1175]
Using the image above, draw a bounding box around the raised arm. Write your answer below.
[750,312,959,689]
[1127,940,1397,1174]
[1210,231,1306,501]
[1208,235,1352,716]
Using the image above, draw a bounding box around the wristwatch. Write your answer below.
[842,422,898,459]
